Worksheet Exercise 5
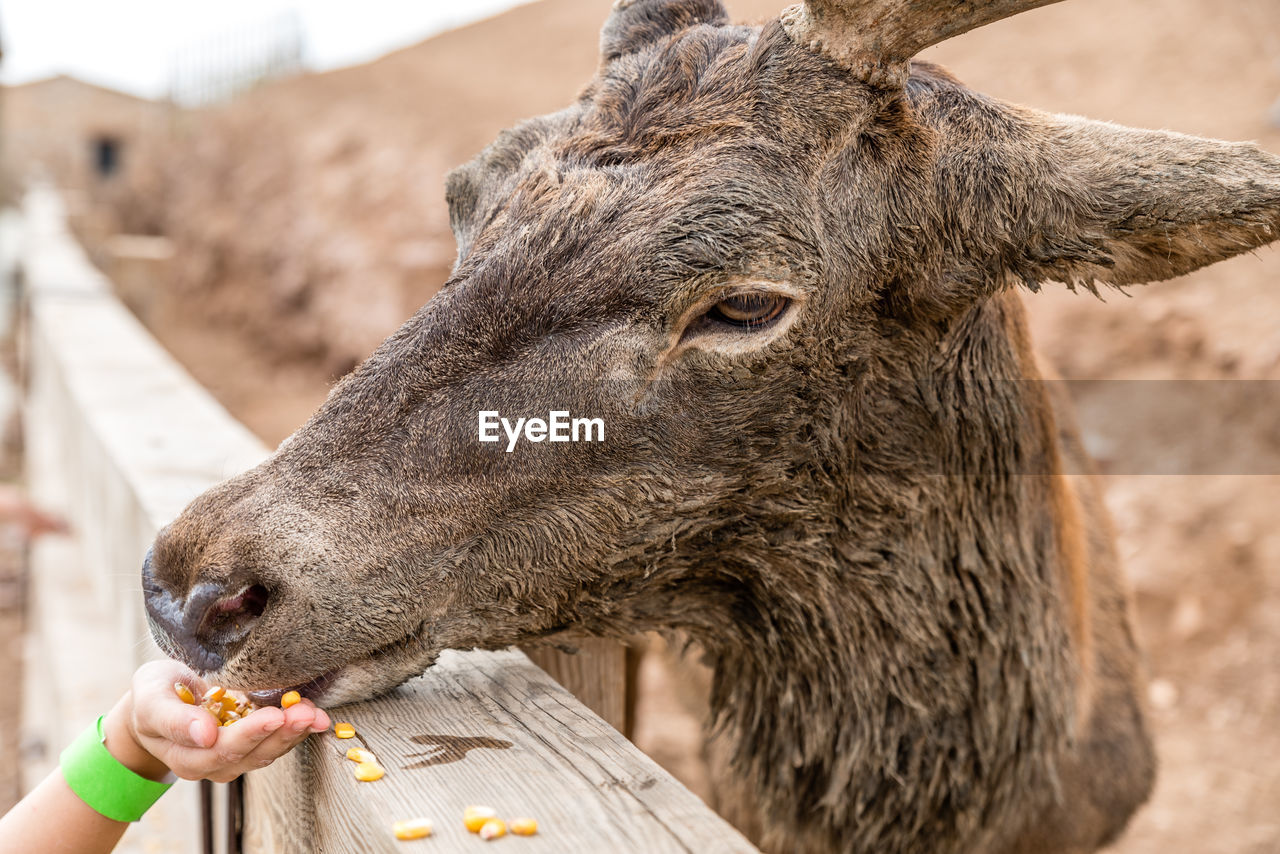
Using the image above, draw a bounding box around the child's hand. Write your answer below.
[102,660,330,783]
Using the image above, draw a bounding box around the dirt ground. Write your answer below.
[88,0,1279,851]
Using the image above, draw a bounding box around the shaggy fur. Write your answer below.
[143,2,1280,852]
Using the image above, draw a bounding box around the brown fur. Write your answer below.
[142,2,1280,852]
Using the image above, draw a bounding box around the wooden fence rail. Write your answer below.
[16,185,757,853]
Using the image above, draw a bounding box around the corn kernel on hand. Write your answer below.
[113,660,331,784]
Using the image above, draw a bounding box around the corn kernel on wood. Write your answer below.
[478,819,507,841]
[174,683,196,705]
[353,761,384,782]
[392,818,433,840]
[463,806,497,833]
[346,747,377,763]
[280,690,302,709]
[334,722,356,739]
[510,818,537,836]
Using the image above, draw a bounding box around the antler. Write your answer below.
[780,0,1066,85]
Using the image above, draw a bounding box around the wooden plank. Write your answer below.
[240,749,316,854]
[244,649,757,854]
[20,185,262,848]
[523,639,628,734]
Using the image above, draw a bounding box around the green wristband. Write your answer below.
[60,715,173,822]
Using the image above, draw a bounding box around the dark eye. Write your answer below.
[707,293,789,330]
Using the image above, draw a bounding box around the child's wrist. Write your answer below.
[102,694,171,782]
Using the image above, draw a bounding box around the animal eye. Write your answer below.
[706,293,789,330]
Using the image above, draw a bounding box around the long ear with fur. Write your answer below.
[600,0,729,65]
[927,96,1280,293]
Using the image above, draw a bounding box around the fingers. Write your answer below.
[135,692,217,753]
[126,655,336,783]
[151,700,329,782]
[298,699,331,733]
[252,700,329,752]
[236,704,326,772]
[133,659,208,702]
[131,661,214,750]
[205,707,288,766]
[153,710,286,781]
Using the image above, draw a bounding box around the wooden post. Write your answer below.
[522,639,629,735]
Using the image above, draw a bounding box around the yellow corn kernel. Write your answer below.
[346,747,377,763]
[280,690,302,709]
[202,686,226,704]
[174,683,196,705]
[392,818,433,840]
[222,709,241,723]
[510,817,537,837]
[478,819,507,841]
[463,806,497,833]
[334,722,356,739]
[353,761,384,782]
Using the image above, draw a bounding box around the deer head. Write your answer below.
[144,2,1279,842]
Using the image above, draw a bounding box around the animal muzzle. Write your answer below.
[142,549,271,673]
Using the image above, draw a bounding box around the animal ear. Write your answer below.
[936,105,1280,293]
[600,0,729,65]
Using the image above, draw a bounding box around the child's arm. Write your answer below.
[0,660,330,854]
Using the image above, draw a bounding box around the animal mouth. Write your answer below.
[247,671,336,707]
[244,621,430,706]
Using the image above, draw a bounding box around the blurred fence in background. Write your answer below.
[168,11,306,108]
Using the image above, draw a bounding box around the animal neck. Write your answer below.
[695,293,1082,853]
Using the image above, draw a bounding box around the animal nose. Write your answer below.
[142,549,271,672]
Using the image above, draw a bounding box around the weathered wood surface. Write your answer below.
[244,649,757,854]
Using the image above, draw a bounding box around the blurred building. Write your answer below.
[0,75,169,194]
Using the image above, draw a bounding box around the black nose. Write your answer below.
[142,549,270,672]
